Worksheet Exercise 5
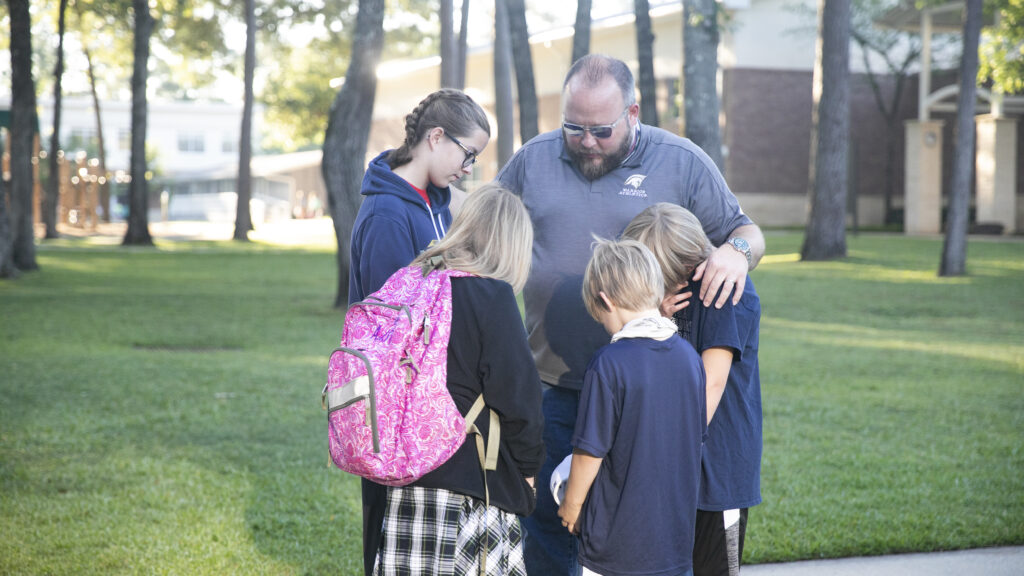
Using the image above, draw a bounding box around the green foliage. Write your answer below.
[260,42,343,151]
[0,1,58,97]
[1,233,1022,572]
[382,0,438,60]
[150,0,233,99]
[256,0,438,152]
[979,0,1024,94]
[13,0,446,153]
[63,0,232,101]
[70,0,135,100]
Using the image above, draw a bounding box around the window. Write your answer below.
[222,134,237,153]
[177,132,205,153]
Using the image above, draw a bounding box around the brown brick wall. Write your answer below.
[721,67,912,204]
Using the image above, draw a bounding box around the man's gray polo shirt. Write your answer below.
[497,125,752,390]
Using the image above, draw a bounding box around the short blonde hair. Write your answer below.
[622,203,712,291]
[412,182,532,292]
[582,237,664,322]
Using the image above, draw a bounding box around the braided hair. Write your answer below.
[387,89,491,169]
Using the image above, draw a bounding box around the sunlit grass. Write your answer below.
[1,232,1022,573]
[747,232,1024,562]
[764,317,1024,369]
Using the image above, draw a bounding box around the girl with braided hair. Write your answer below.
[348,89,491,576]
[349,88,491,305]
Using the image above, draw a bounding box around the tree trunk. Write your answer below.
[683,0,724,170]
[440,0,457,88]
[507,0,538,143]
[322,0,385,308]
[83,46,111,223]
[233,0,256,241]
[571,0,592,65]
[879,69,907,226]
[44,0,69,239]
[801,0,851,261]
[9,0,39,270]
[939,0,982,277]
[635,0,658,127]
[456,0,470,89]
[494,0,515,167]
[123,0,154,246]
[851,30,918,226]
[0,130,17,278]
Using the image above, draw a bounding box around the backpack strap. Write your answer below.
[463,393,500,576]
[420,255,446,277]
[464,394,500,473]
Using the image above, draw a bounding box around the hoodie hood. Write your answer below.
[361,151,452,216]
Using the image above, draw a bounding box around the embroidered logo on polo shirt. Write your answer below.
[619,174,648,198]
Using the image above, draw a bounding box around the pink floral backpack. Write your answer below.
[323,260,499,487]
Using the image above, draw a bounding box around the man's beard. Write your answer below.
[566,133,632,181]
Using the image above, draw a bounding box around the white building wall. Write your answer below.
[723,0,817,71]
[21,97,261,178]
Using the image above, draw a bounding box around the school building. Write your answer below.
[366,0,1023,232]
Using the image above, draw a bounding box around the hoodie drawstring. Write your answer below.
[436,212,447,238]
[426,204,444,241]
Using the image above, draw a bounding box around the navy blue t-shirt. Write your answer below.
[573,336,707,576]
[676,277,762,511]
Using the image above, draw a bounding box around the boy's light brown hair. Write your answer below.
[622,203,712,291]
[582,237,665,322]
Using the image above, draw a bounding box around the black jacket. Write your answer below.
[413,276,546,516]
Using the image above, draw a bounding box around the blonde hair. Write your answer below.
[412,183,532,292]
[582,237,664,322]
[622,203,712,291]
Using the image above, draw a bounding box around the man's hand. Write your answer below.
[692,243,748,309]
[659,281,692,318]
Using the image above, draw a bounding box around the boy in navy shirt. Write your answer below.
[624,204,763,576]
[558,238,707,576]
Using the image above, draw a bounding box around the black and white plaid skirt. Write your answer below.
[372,485,527,576]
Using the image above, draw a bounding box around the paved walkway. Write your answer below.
[44,218,338,248]
[743,546,1024,575]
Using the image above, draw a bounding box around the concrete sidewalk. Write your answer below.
[44,218,338,248]
[743,546,1024,575]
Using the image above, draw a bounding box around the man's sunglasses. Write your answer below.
[562,107,630,139]
[445,132,478,169]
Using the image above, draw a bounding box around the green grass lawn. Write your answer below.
[1,232,1022,574]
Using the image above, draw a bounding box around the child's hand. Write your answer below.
[558,501,582,535]
[660,281,691,317]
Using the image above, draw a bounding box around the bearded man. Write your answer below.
[497,54,765,576]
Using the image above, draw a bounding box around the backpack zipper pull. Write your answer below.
[423,315,431,345]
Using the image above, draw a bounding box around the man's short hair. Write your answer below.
[563,54,636,106]
[582,237,664,322]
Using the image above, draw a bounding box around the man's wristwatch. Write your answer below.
[727,237,752,268]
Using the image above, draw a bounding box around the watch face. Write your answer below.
[731,237,749,251]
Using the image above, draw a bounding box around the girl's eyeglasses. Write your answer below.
[445,132,478,168]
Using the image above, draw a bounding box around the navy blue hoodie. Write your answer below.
[348,151,453,304]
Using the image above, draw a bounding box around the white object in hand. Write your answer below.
[550,454,573,506]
